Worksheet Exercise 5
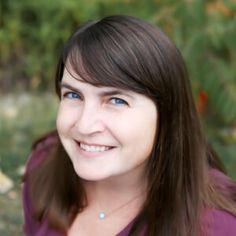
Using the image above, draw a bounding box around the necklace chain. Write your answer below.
[98,192,143,220]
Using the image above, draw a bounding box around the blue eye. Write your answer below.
[63,92,81,100]
[110,97,128,106]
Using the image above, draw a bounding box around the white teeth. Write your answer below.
[80,143,110,152]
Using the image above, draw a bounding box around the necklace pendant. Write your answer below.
[99,212,106,220]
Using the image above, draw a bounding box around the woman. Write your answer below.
[23,15,236,236]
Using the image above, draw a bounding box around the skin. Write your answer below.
[57,68,158,182]
[57,68,158,235]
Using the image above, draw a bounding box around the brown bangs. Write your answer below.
[60,17,162,99]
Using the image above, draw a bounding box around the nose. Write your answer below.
[74,103,106,136]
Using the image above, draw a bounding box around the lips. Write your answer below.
[76,141,114,153]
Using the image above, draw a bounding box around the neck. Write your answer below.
[82,167,148,212]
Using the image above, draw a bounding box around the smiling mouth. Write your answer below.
[78,142,114,152]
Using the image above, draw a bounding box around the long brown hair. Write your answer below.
[26,15,236,235]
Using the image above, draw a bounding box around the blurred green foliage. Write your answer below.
[0,94,58,181]
[0,1,236,233]
[0,0,236,178]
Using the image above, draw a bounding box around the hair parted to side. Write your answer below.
[27,15,236,236]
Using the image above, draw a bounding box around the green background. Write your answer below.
[0,0,236,235]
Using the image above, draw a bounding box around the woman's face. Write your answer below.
[57,68,157,182]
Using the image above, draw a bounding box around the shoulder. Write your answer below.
[209,168,236,195]
[204,169,236,235]
[22,130,60,235]
[203,208,236,236]
[212,209,236,231]
[25,130,59,173]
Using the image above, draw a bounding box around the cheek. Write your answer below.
[56,104,76,135]
[135,115,157,153]
[137,106,157,147]
[114,108,157,152]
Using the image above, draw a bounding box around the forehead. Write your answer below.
[61,67,134,95]
[62,65,84,83]
[61,67,158,111]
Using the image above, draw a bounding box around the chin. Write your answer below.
[73,168,112,182]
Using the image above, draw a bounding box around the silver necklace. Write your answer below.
[98,193,143,220]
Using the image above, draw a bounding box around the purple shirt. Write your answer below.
[22,133,236,235]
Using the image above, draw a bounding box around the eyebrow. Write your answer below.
[60,82,81,94]
[60,82,134,98]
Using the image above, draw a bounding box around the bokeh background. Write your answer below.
[1,0,236,235]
